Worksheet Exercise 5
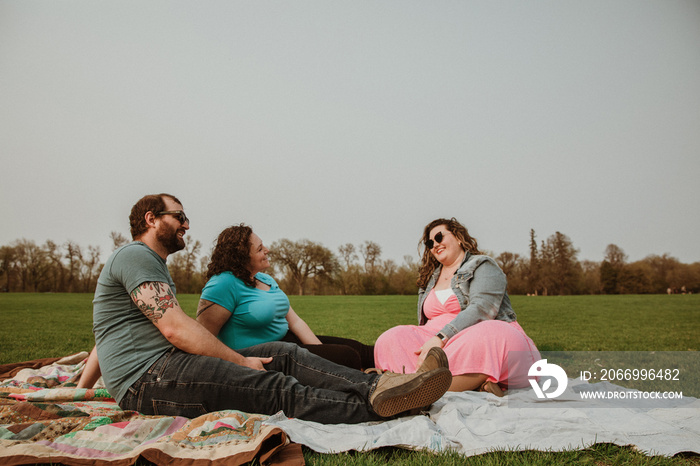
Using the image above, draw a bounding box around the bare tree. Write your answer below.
[360,241,382,273]
[270,239,337,295]
[169,239,202,293]
[110,231,130,251]
[43,240,66,292]
[79,245,102,292]
[65,241,82,292]
[338,243,358,269]
[12,239,50,292]
[0,245,17,292]
[496,252,521,278]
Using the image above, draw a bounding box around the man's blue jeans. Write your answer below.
[119,342,384,424]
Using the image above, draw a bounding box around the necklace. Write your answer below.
[438,252,464,282]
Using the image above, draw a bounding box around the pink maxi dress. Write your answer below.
[374,288,540,388]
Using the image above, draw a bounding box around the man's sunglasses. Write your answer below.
[425,231,445,250]
[156,210,190,225]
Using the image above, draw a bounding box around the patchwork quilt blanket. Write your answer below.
[0,354,302,466]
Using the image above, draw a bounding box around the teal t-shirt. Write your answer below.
[92,242,175,403]
[200,272,290,350]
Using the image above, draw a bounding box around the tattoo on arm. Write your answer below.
[196,300,215,317]
[131,282,178,324]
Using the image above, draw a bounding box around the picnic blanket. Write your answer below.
[265,379,700,458]
[3,354,699,464]
[0,354,302,466]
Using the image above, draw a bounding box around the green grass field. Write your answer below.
[1,293,699,465]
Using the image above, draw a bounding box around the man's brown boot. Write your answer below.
[416,346,450,373]
[370,367,452,418]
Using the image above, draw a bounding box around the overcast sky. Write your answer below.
[2,1,699,268]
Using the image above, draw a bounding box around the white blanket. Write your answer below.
[264,379,700,457]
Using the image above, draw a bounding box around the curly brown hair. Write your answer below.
[129,193,182,240]
[206,224,256,287]
[416,217,482,289]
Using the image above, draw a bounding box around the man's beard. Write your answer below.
[156,223,185,255]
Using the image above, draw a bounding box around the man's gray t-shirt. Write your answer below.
[93,242,174,403]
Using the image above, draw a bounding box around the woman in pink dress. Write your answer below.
[374,218,540,396]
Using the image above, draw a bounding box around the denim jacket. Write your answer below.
[417,252,516,340]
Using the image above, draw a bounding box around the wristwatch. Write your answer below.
[436,332,449,344]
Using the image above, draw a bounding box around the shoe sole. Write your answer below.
[372,368,452,418]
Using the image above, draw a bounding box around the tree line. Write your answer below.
[1,230,698,296]
[498,230,698,296]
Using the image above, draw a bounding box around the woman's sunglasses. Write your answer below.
[425,231,445,250]
[156,210,190,225]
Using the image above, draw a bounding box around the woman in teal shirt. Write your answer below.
[197,224,374,370]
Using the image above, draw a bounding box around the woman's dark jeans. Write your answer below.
[119,342,383,424]
[281,332,375,370]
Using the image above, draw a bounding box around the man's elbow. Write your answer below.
[159,324,186,347]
